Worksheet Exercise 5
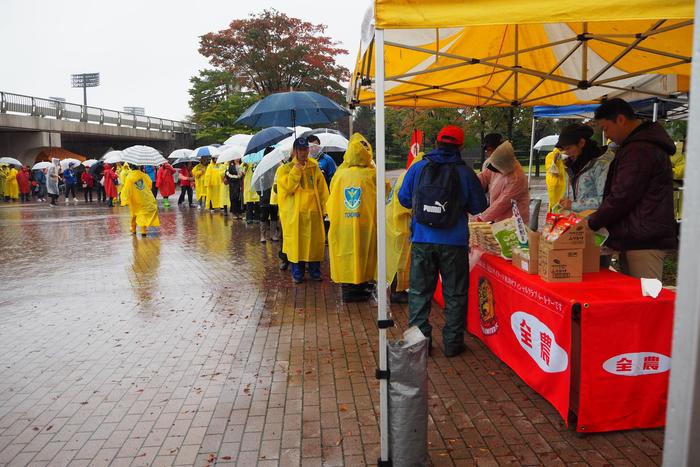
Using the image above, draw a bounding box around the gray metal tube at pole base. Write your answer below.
[375,28,391,465]
[527,117,536,188]
[653,100,659,122]
[662,6,700,466]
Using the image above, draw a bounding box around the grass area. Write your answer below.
[663,250,678,286]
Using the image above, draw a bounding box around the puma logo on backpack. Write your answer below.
[413,158,464,228]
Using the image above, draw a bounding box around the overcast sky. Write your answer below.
[1,1,369,121]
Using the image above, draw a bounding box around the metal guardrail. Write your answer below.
[0,91,197,133]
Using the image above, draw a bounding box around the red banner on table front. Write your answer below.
[468,256,574,422]
[572,272,674,432]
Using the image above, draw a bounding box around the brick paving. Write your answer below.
[0,200,663,466]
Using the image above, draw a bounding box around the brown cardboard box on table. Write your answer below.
[582,229,601,274]
[538,241,583,282]
[512,231,540,275]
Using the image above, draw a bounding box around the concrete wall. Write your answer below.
[0,113,196,163]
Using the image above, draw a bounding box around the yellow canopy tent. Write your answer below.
[350,1,693,108]
[356,2,696,466]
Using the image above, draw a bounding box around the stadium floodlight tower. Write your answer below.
[70,73,100,107]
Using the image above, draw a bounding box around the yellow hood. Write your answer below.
[342,133,373,168]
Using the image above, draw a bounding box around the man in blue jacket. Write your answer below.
[398,125,487,357]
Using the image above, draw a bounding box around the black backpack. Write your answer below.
[413,158,465,228]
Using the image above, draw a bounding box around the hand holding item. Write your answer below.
[558,198,572,210]
[294,161,305,171]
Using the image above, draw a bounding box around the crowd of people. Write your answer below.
[0,97,683,358]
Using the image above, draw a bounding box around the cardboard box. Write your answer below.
[582,228,601,273]
[538,242,583,283]
[512,231,540,275]
[542,222,587,250]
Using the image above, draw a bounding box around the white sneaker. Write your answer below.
[73,198,79,203]
[64,198,69,204]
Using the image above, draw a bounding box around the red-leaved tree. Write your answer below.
[199,9,350,101]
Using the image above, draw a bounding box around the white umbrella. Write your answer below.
[121,145,167,166]
[102,150,123,164]
[250,136,295,192]
[32,161,52,170]
[82,159,99,167]
[534,135,559,151]
[223,133,254,147]
[0,157,22,167]
[217,145,248,164]
[288,126,312,136]
[168,148,195,160]
[310,132,349,153]
[60,158,82,170]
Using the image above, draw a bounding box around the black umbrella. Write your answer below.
[244,126,294,156]
[235,91,351,128]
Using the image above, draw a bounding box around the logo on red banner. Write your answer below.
[602,352,671,376]
[510,311,568,373]
[477,277,499,335]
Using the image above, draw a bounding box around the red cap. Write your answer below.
[436,125,464,145]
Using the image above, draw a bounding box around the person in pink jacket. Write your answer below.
[103,163,119,207]
[477,141,530,224]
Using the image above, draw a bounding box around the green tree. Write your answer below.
[188,70,259,145]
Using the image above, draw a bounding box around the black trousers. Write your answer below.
[96,184,106,202]
[229,186,243,214]
[151,186,158,198]
[178,186,193,205]
[259,204,278,222]
[65,184,76,198]
[84,188,93,202]
[246,202,259,222]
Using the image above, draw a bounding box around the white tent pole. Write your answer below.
[653,99,659,122]
[663,4,700,465]
[527,116,536,188]
[375,28,390,465]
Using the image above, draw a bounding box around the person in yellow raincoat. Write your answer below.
[327,133,377,301]
[242,161,260,224]
[116,162,130,204]
[5,165,19,201]
[545,147,567,212]
[121,166,160,235]
[191,158,209,208]
[275,137,329,283]
[385,152,424,303]
[204,159,223,211]
[217,162,230,214]
[0,164,8,199]
[270,170,290,270]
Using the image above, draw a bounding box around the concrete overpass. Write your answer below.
[0,91,196,164]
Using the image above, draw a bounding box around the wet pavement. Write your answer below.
[0,197,663,466]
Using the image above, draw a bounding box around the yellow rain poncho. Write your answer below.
[242,163,260,203]
[276,156,329,263]
[327,134,377,284]
[192,162,207,201]
[545,148,567,212]
[5,167,19,200]
[204,162,223,209]
[121,170,160,231]
[117,163,131,199]
[385,152,423,291]
[217,163,230,209]
[0,165,8,197]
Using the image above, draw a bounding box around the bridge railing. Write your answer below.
[0,91,196,134]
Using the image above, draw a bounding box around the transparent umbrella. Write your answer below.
[32,161,52,170]
[250,137,295,192]
[60,158,83,170]
[168,148,195,160]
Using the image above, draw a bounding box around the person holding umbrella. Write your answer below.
[177,162,194,207]
[81,168,94,203]
[4,164,19,202]
[192,157,209,209]
[121,166,160,235]
[242,159,260,223]
[63,162,78,204]
[34,168,47,202]
[156,162,176,208]
[0,164,7,200]
[91,161,106,203]
[46,158,61,207]
[17,166,30,203]
[225,160,243,218]
[275,137,329,283]
[204,158,223,212]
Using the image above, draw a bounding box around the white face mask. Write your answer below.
[309,144,322,158]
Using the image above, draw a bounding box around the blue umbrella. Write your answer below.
[235,91,351,128]
[192,146,221,158]
[245,126,293,155]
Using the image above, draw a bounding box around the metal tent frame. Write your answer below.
[359,5,699,466]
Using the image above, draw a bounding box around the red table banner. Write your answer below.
[468,256,574,421]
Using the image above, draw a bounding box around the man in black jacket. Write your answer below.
[588,98,678,280]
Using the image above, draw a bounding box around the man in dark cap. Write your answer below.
[483,133,503,159]
[587,98,677,280]
[274,137,330,283]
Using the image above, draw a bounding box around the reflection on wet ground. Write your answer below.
[0,200,662,466]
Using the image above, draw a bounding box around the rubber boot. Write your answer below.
[163,198,170,208]
[260,221,269,243]
[271,220,280,242]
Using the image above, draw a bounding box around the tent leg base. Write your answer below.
[377,458,392,467]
